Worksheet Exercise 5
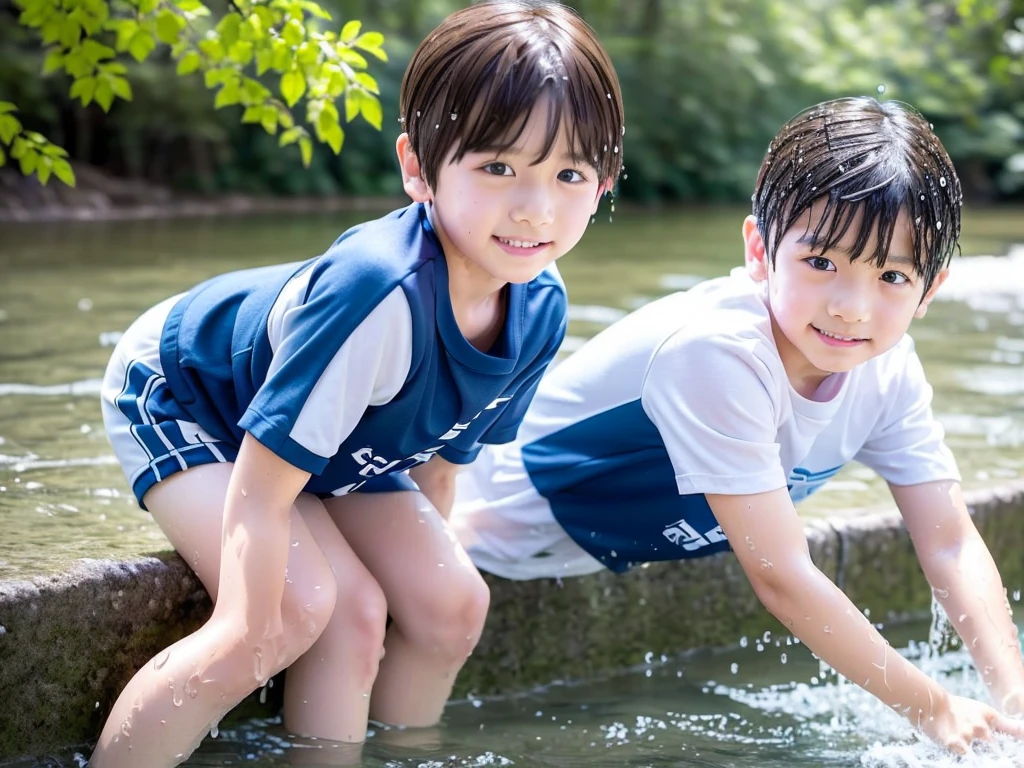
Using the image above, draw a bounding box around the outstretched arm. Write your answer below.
[894,479,1024,713]
[707,487,1024,753]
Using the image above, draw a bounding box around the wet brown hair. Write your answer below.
[399,0,624,190]
[752,97,962,295]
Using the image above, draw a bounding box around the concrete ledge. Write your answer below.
[2,482,1022,759]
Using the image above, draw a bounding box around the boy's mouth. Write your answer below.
[812,325,868,344]
[496,236,544,249]
[494,236,550,257]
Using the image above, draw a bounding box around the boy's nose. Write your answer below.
[511,185,555,227]
[827,286,872,323]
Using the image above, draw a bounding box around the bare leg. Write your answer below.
[89,464,338,768]
[282,507,388,743]
[325,491,490,727]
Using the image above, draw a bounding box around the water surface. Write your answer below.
[1,206,1023,579]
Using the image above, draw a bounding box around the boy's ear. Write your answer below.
[914,267,949,319]
[396,133,431,203]
[743,215,769,281]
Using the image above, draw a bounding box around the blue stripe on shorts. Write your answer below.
[114,360,238,508]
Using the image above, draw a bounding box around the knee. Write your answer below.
[332,575,388,651]
[401,569,490,662]
[280,573,338,658]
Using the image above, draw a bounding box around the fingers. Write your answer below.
[991,711,1024,740]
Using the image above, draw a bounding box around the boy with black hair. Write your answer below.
[453,97,1024,752]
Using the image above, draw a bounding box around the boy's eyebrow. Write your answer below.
[795,234,917,269]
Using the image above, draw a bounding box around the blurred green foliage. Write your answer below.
[1,0,385,185]
[1,0,1021,201]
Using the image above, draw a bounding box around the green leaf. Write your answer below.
[300,0,330,20]
[214,80,241,108]
[69,76,96,106]
[344,88,360,122]
[99,61,128,74]
[37,157,53,185]
[353,71,378,94]
[111,75,132,100]
[94,78,114,111]
[40,142,69,157]
[43,48,65,74]
[0,145,5,167]
[359,94,381,130]
[282,18,303,46]
[156,9,183,44]
[0,102,15,115]
[280,69,305,107]
[337,48,367,68]
[299,136,312,167]
[215,11,242,49]
[339,19,360,43]
[59,16,81,47]
[353,31,383,50]
[80,38,115,62]
[324,122,343,154]
[174,0,206,12]
[10,137,28,160]
[138,0,158,14]
[0,115,21,145]
[198,37,224,62]
[111,19,138,51]
[128,30,156,62]
[255,47,273,76]
[53,157,76,186]
[19,149,37,176]
[176,50,201,75]
[241,105,262,123]
[63,50,93,78]
[228,40,253,65]
[260,105,278,134]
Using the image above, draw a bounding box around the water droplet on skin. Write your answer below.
[254,647,265,683]
[291,540,299,547]
[240,488,247,497]
[759,558,773,570]
[958,614,967,622]
[185,672,201,699]
[259,686,268,704]
[154,650,170,670]
[824,626,832,634]
[120,719,131,739]
[168,679,183,707]
[210,721,220,738]
[745,536,755,550]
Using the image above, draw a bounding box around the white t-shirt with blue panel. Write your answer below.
[157,202,567,497]
[464,268,959,573]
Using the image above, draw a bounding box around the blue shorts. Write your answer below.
[100,296,414,509]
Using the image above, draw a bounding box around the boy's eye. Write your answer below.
[482,162,513,176]
[881,270,911,285]
[805,256,835,271]
[557,169,587,183]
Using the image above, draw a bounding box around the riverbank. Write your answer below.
[2,481,1024,760]
[0,164,404,223]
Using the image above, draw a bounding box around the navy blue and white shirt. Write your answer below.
[157,202,567,496]
[454,268,959,575]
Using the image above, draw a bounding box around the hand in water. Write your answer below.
[926,694,1024,754]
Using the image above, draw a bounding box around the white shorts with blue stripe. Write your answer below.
[100,295,237,509]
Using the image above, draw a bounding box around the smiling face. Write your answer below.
[398,96,607,288]
[743,200,949,395]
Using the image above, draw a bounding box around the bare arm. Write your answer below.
[215,433,311,649]
[409,456,460,519]
[893,479,1024,712]
[707,488,1024,750]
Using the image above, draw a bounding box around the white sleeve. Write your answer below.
[267,285,412,459]
[641,333,788,496]
[854,345,960,486]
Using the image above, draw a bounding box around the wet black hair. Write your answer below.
[399,0,624,190]
[752,97,962,294]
